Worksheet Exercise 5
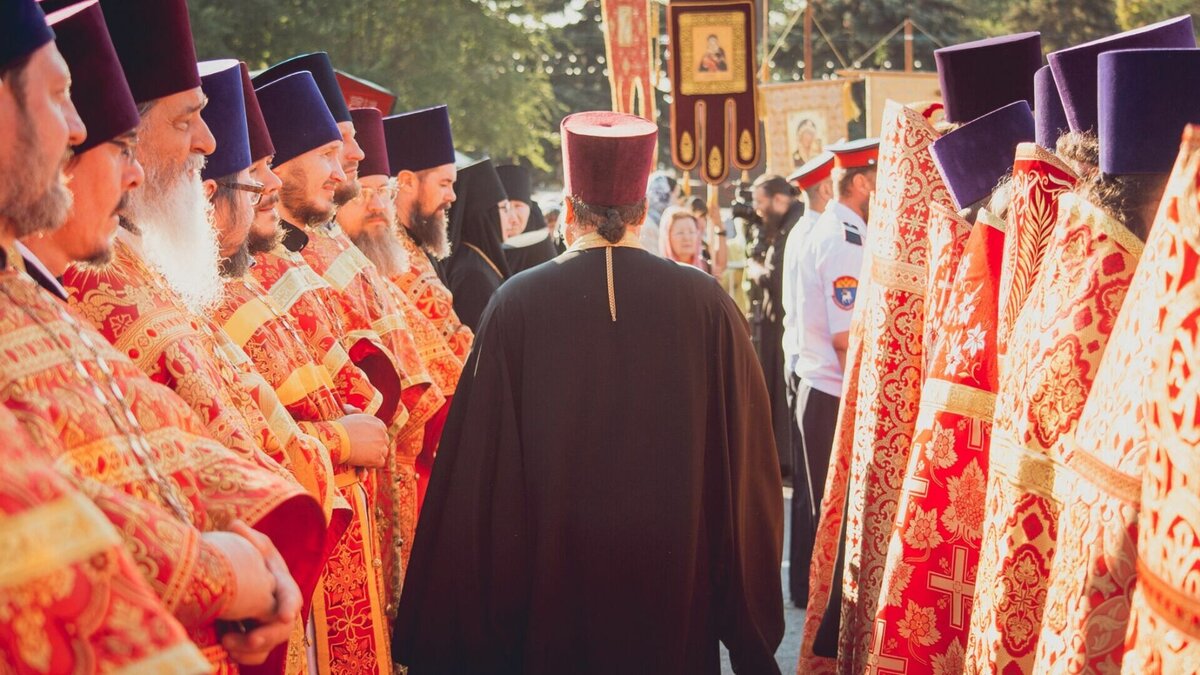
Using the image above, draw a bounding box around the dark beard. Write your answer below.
[280,175,335,227]
[247,225,284,255]
[220,240,253,278]
[406,207,449,260]
[333,177,361,207]
[0,117,73,237]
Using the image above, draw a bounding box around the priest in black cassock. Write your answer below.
[393,111,785,674]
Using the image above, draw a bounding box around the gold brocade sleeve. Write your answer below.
[299,419,353,466]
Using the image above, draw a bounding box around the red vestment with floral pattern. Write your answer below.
[872,211,1005,673]
[967,193,1144,674]
[393,228,473,361]
[0,263,324,673]
[0,405,211,674]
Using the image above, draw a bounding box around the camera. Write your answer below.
[729,183,761,227]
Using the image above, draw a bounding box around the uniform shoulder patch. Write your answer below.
[843,222,863,246]
[832,275,858,310]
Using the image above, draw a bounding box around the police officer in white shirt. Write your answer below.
[789,138,878,606]
[782,152,835,395]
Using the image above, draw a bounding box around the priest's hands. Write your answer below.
[206,521,303,665]
[341,412,390,468]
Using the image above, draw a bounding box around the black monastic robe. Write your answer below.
[394,244,785,674]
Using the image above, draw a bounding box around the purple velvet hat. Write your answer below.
[1048,16,1195,134]
[1033,65,1069,150]
[238,62,274,163]
[254,71,341,169]
[349,107,390,178]
[1099,49,1200,175]
[934,32,1042,124]
[383,105,456,174]
[3,0,53,70]
[932,100,1035,210]
[99,0,201,104]
[252,52,351,124]
[198,60,250,181]
[46,0,138,153]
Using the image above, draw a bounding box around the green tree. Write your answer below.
[188,0,561,169]
[1003,0,1118,52]
[1116,0,1200,34]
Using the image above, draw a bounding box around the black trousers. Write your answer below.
[789,381,840,606]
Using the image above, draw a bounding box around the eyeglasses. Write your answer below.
[217,180,266,206]
[355,185,399,204]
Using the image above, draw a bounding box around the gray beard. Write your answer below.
[350,226,409,279]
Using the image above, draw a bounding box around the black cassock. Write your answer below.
[394,245,785,674]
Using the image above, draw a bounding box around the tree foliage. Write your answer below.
[189,0,561,169]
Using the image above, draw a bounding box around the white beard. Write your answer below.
[125,155,224,314]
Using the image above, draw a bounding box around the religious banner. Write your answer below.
[336,69,396,114]
[600,0,656,120]
[667,0,759,184]
[761,80,850,175]
[836,70,942,137]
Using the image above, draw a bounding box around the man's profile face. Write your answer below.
[0,44,87,237]
[336,174,391,239]
[50,134,143,266]
[135,88,214,186]
[278,140,345,226]
[249,156,283,240]
[334,120,364,205]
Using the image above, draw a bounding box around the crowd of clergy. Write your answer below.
[1,0,1200,673]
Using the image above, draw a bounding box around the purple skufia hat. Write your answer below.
[99,0,201,104]
[349,107,390,178]
[932,100,1035,210]
[46,0,139,154]
[198,60,250,181]
[383,105,456,174]
[239,62,274,163]
[934,32,1042,124]
[1034,65,1069,150]
[3,0,53,70]
[1048,15,1195,134]
[1099,49,1200,175]
[252,52,351,124]
[254,71,341,169]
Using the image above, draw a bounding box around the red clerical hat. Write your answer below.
[828,138,880,170]
[350,107,390,178]
[239,62,275,163]
[788,151,835,190]
[562,111,657,206]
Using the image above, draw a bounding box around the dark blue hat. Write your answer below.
[383,105,456,174]
[1049,16,1195,134]
[349,107,389,178]
[1033,65,1069,151]
[99,0,201,104]
[1099,49,1200,175]
[198,60,250,180]
[252,52,350,124]
[2,0,53,70]
[934,32,1042,124]
[46,0,138,154]
[932,100,1035,210]
[254,71,340,169]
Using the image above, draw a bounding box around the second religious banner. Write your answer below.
[601,0,657,121]
[667,0,760,184]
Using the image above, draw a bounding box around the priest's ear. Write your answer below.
[562,197,576,225]
[395,169,418,194]
[202,178,217,202]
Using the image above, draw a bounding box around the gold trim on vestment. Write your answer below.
[1061,193,1146,258]
[1063,445,1142,507]
[1136,556,1200,640]
[871,257,926,295]
[0,491,121,589]
[920,378,996,421]
[989,430,1067,503]
[977,208,1008,234]
[324,248,364,292]
[1015,141,1079,182]
[111,641,211,675]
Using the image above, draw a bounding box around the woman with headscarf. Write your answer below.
[442,158,512,331]
[498,164,560,275]
[658,205,711,274]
